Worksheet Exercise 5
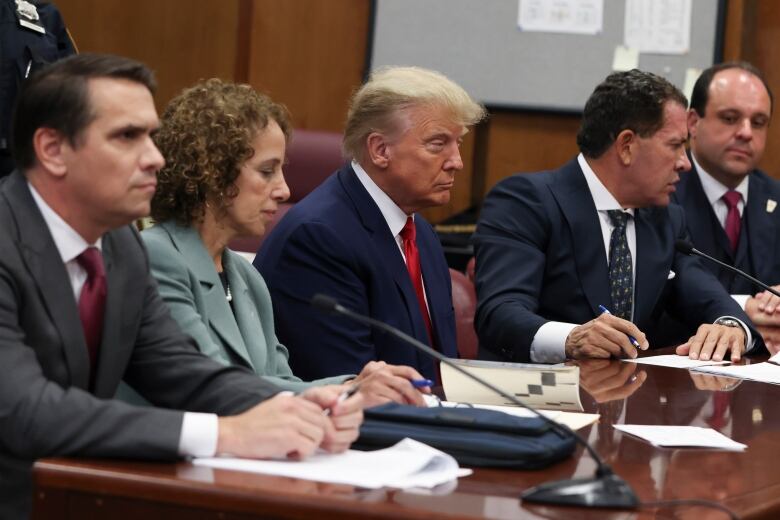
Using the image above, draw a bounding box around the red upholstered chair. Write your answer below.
[449,268,478,359]
[229,129,344,256]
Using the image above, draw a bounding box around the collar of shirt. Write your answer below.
[692,152,749,208]
[578,154,635,217]
[352,160,410,245]
[28,181,102,263]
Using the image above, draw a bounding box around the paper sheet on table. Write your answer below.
[194,438,468,489]
[614,425,746,450]
[428,399,599,431]
[622,354,729,368]
[770,351,780,363]
[691,362,780,385]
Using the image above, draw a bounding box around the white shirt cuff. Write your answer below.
[716,315,756,354]
[178,412,219,458]
[731,294,750,310]
[530,321,577,363]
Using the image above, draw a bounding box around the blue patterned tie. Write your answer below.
[607,210,633,321]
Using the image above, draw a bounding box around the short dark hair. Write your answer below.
[689,61,773,117]
[577,69,688,158]
[11,53,156,170]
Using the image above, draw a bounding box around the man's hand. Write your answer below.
[756,325,780,355]
[352,361,428,407]
[301,385,364,454]
[577,359,647,403]
[675,323,746,362]
[745,287,780,325]
[216,393,332,459]
[565,313,648,359]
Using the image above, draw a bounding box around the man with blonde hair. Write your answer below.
[255,66,485,381]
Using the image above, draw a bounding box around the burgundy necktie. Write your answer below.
[400,217,434,346]
[722,190,742,253]
[76,247,106,381]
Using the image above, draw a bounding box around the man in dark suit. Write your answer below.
[474,69,762,364]
[673,62,780,336]
[0,54,361,519]
[255,67,485,381]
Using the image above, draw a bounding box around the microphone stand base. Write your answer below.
[521,473,639,509]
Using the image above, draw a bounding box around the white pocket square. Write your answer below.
[667,270,676,280]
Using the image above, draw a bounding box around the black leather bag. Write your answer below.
[354,403,577,469]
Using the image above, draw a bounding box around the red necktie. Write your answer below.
[77,247,106,382]
[400,217,434,345]
[722,190,742,253]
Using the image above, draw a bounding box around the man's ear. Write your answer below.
[615,129,636,166]
[687,109,701,139]
[366,132,391,169]
[32,127,69,177]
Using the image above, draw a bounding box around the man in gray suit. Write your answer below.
[0,54,362,519]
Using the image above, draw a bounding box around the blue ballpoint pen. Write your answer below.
[598,304,640,348]
[410,379,434,388]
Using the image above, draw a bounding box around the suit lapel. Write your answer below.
[684,166,733,260]
[633,208,672,327]
[339,168,431,344]
[549,160,610,317]
[744,173,777,283]
[164,223,254,368]
[417,221,449,351]
[4,173,90,388]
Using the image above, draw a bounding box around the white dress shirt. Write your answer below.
[353,161,430,309]
[691,152,751,309]
[28,183,218,457]
[530,154,752,363]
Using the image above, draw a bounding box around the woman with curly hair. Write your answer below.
[141,78,427,404]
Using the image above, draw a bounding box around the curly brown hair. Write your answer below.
[151,78,291,225]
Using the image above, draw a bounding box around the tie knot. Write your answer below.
[722,190,742,209]
[77,247,105,278]
[607,210,630,229]
[400,216,416,242]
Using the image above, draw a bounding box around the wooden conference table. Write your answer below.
[32,349,780,519]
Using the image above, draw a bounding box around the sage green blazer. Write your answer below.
[141,221,350,392]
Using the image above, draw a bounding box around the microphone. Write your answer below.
[311,293,638,509]
[675,240,780,298]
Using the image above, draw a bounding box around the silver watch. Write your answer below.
[715,318,742,328]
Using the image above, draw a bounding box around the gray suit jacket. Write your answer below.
[0,172,279,519]
[141,221,349,392]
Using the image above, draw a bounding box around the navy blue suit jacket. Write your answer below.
[671,162,780,294]
[254,165,457,381]
[473,158,761,362]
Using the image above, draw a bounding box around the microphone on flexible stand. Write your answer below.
[675,239,780,297]
[310,293,639,509]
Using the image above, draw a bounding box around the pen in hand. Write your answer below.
[410,378,434,389]
[323,384,361,416]
[598,305,640,349]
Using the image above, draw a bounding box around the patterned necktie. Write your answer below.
[722,190,742,253]
[607,210,633,321]
[77,247,107,382]
[400,217,434,345]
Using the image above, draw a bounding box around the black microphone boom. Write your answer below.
[310,293,638,509]
[675,239,780,298]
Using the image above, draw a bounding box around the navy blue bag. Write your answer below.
[354,403,577,469]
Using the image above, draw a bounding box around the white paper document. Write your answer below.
[624,0,692,54]
[622,354,730,369]
[692,362,780,385]
[193,438,468,489]
[518,0,603,35]
[614,425,747,451]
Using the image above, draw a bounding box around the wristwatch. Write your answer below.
[715,317,742,328]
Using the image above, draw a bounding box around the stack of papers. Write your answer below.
[692,362,780,385]
[194,438,469,489]
[614,425,746,451]
[623,354,730,368]
[440,358,582,411]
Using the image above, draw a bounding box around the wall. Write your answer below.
[55,0,778,223]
